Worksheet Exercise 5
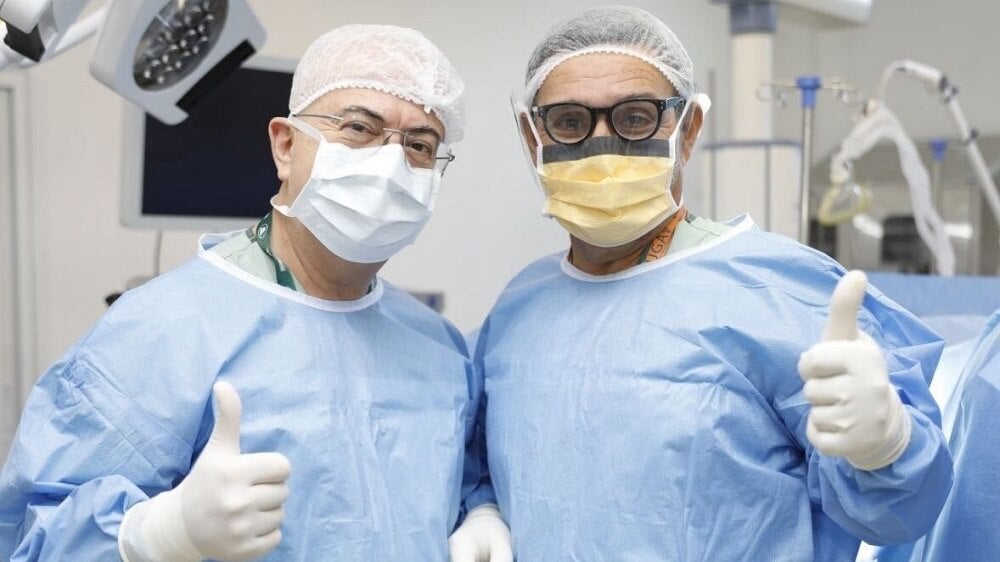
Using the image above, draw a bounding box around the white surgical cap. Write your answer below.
[524,5,695,104]
[289,24,466,142]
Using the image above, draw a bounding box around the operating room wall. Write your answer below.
[17,0,733,375]
[772,0,1000,168]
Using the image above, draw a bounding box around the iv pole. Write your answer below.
[758,77,861,244]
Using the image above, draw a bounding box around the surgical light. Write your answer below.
[132,0,228,90]
[1,0,266,125]
[91,0,265,124]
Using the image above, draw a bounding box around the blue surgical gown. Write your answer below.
[881,309,1000,562]
[475,217,952,561]
[0,235,490,561]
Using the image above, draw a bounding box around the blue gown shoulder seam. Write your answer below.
[61,355,195,466]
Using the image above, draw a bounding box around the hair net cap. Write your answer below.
[524,5,695,104]
[289,24,466,142]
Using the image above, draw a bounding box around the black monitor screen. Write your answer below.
[141,66,293,219]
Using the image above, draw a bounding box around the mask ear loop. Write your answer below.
[510,91,548,196]
[667,98,697,156]
[271,115,324,218]
[665,98,699,208]
[664,93,712,208]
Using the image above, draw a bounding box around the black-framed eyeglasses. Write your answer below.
[532,97,686,145]
[295,111,455,172]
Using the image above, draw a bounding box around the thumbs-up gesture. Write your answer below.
[179,382,292,559]
[797,271,912,471]
[119,382,291,562]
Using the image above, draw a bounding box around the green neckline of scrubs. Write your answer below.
[245,212,298,291]
[211,213,374,295]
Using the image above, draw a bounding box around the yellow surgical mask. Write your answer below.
[533,124,684,247]
[539,151,679,247]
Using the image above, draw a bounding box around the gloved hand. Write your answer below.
[119,381,292,562]
[797,270,912,471]
[448,504,514,562]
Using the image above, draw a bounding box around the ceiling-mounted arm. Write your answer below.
[2,0,267,125]
[874,60,944,104]
[0,0,96,65]
[872,59,1000,228]
[0,2,107,71]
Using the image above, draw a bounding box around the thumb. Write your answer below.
[207,381,242,454]
[822,270,867,342]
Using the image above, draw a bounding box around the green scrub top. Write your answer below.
[668,212,733,255]
[209,227,300,291]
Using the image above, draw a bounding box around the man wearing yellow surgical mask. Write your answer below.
[522,50,715,269]
[467,5,953,561]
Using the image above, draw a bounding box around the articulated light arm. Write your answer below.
[874,59,1000,228]
[1,0,266,125]
[0,0,97,68]
[0,3,107,71]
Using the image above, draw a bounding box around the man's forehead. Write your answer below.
[537,54,676,105]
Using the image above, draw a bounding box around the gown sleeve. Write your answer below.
[769,287,953,546]
[458,319,498,522]
[0,351,199,561]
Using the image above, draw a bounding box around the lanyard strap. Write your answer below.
[247,212,297,291]
[636,207,688,265]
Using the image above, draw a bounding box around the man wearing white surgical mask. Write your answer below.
[469,6,953,561]
[0,25,511,562]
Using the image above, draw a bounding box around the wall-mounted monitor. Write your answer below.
[121,56,295,231]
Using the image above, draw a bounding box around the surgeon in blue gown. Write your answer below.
[879,309,1000,562]
[475,6,953,561]
[919,309,1000,561]
[0,25,511,561]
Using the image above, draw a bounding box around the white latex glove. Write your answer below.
[119,381,292,562]
[797,270,912,471]
[448,504,514,562]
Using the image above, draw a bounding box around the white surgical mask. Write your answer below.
[272,116,441,263]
